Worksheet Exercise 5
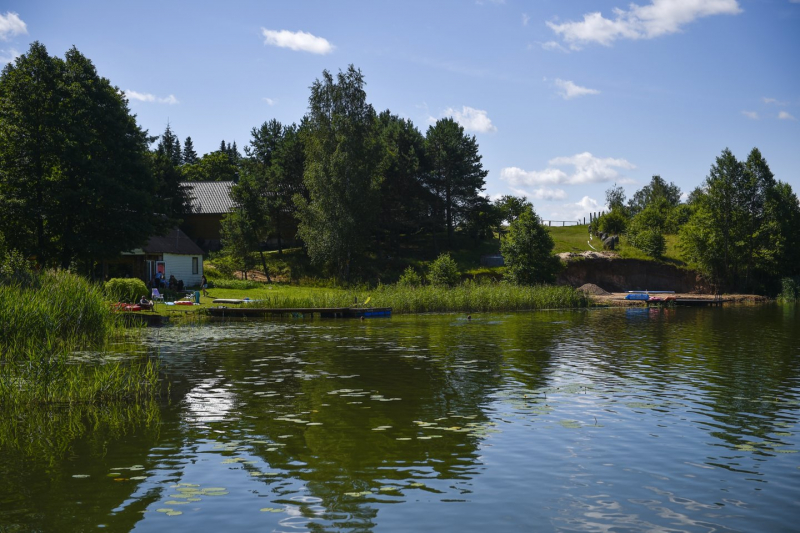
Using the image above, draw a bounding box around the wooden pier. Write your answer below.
[205,307,392,319]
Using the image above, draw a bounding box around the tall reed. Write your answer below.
[0,270,114,359]
[243,280,588,313]
[0,269,159,405]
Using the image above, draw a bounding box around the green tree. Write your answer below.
[496,195,532,225]
[678,148,795,291]
[376,111,429,251]
[0,43,158,270]
[628,175,681,216]
[295,65,382,280]
[243,119,305,254]
[183,136,198,165]
[181,150,239,182]
[501,208,556,285]
[220,209,258,279]
[424,118,488,247]
[156,123,182,167]
[605,183,627,212]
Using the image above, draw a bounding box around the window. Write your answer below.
[192,257,199,275]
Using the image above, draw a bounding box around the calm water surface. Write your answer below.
[1,306,799,532]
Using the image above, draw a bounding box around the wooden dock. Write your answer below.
[205,307,392,319]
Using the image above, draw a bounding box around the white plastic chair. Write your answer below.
[151,288,165,304]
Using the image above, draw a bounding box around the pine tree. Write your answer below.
[183,136,198,165]
[424,118,488,246]
[156,123,182,167]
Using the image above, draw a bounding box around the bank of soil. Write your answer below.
[560,252,767,305]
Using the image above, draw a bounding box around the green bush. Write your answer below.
[428,253,460,287]
[105,278,149,303]
[630,229,666,258]
[397,266,423,287]
[501,209,556,285]
[597,209,628,235]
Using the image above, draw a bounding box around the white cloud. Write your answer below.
[763,97,788,105]
[779,111,797,121]
[261,29,334,54]
[515,186,568,201]
[434,106,498,133]
[0,12,27,41]
[554,78,600,99]
[522,13,530,26]
[263,97,277,106]
[501,152,636,188]
[540,40,570,52]
[741,110,759,120]
[125,90,179,105]
[547,0,742,50]
[0,47,19,64]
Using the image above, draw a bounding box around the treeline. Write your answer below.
[0,42,191,272]
[210,66,502,280]
[595,148,800,293]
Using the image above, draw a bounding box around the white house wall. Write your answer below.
[163,253,203,287]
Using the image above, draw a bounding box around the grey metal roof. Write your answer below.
[182,181,235,214]
[143,227,205,255]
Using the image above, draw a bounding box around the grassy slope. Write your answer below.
[546,226,685,265]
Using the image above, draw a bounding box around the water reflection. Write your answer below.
[1,307,798,531]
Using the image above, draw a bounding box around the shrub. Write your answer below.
[105,278,149,303]
[428,253,460,287]
[630,228,666,258]
[597,209,628,235]
[501,209,556,285]
[397,266,423,287]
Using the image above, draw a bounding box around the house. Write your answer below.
[180,181,235,252]
[120,227,205,287]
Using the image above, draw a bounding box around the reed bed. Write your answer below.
[0,270,160,404]
[0,270,115,358]
[244,281,588,314]
[0,348,160,405]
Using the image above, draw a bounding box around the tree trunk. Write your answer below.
[258,250,272,283]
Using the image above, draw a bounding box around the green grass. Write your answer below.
[546,226,686,264]
[547,225,596,254]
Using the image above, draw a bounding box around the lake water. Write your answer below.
[1,306,799,532]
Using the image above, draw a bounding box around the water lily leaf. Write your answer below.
[156,508,173,513]
[166,511,183,516]
[130,476,147,481]
[72,474,90,478]
[164,500,190,505]
[260,507,284,513]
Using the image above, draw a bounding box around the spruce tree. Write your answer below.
[183,136,198,165]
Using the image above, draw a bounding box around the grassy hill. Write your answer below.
[546,225,685,265]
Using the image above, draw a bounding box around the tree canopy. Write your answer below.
[295,65,383,280]
[0,42,160,270]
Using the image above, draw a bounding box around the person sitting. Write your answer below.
[168,274,177,290]
[177,279,184,292]
[138,295,154,311]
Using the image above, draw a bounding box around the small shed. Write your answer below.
[121,228,205,287]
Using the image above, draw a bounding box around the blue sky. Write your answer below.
[2,0,798,221]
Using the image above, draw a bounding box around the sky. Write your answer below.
[1,0,798,221]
